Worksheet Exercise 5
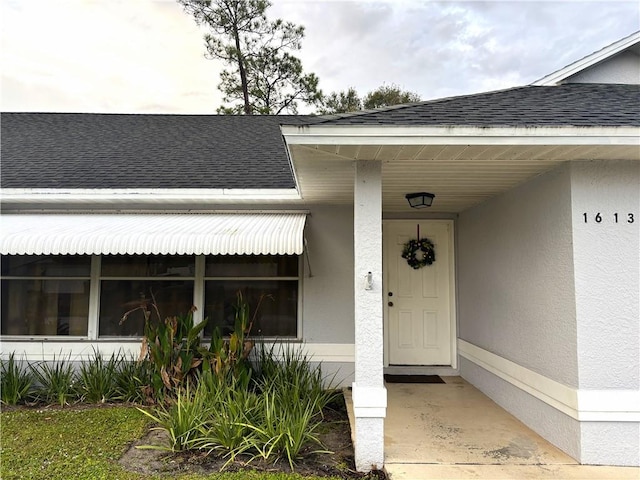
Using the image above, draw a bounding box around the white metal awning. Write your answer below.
[0,213,307,255]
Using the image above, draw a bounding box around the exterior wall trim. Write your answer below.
[459,339,640,422]
[0,341,355,363]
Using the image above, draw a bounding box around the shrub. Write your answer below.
[193,371,261,460]
[30,354,78,406]
[114,356,154,404]
[202,291,259,382]
[132,308,205,403]
[243,385,329,469]
[137,383,209,452]
[1,353,33,405]
[255,343,337,416]
[77,349,121,403]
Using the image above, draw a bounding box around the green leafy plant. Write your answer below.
[77,349,121,403]
[242,381,329,469]
[137,383,209,452]
[203,291,266,382]
[30,354,78,406]
[122,293,207,402]
[255,342,338,417]
[1,353,33,405]
[192,371,261,462]
[114,356,154,404]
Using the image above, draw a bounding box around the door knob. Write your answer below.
[388,301,394,307]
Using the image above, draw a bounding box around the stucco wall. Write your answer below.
[458,160,640,466]
[566,51,640,84]
[570,160,640,390]
[457,163,578,386]
[302,204,354,344]
[570,160,640,466]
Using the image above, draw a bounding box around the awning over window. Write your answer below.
[0,213,307,256]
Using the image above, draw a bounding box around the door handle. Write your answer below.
[388,301,394,307]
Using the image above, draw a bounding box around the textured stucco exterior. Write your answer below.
[570,160,640,390]
[352,160,386,471]
[302,205,354,344]
[457,160,640,466]
[457,163,578,386]
[570,160,640,466]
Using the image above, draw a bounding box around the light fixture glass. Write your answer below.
[405,192,435,208]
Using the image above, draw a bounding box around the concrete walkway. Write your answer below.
[345,377,640,479]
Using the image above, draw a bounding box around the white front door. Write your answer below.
[385,220,454,366]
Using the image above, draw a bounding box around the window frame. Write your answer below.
[1,253,303,341]
[202,254,303,340]
[0,255,93,339]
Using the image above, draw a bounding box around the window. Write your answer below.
[1,254,301,339]
[1,255,91,336]
[99,255,194,337]
[204,255,299,338]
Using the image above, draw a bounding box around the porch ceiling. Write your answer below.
[289,144,640,213]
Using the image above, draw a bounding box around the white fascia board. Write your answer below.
[282,125,640,146]
[532,31,640,86]
[0,188,302,205]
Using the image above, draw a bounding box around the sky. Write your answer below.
[1,0,639,114]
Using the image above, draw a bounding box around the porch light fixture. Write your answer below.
[405,192,435,208]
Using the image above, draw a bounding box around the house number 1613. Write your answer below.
[582,212,635,223]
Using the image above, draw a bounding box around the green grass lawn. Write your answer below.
[0,406,344,480]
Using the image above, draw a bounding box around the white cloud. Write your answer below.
[1,0,224,113]
[1,0,638,113]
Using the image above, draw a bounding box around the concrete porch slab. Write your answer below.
[384,377,574,465]
[343,377,640,479]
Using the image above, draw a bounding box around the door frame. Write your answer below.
[382,219,458,369]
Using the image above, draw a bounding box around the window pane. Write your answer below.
[99,280,194,336]
[1,255,91,277]
[1,279,90,335]
[204,280,297,337]
[101,255,195,277]
[205,255,298,277]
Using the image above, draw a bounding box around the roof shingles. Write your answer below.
[313,84,640,127]
[1,114,311,189]
[2,84,637,189]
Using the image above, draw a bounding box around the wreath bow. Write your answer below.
[401,238,435,269]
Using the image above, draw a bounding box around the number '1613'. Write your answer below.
[582,213,635,223]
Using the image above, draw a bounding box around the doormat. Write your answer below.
[384,374,445,384]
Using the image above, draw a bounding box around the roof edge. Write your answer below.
[532,31,640,86]
[282,125,640,146]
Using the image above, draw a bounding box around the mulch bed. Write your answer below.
[118,394,387,479]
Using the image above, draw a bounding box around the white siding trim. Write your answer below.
[301,343,355,362]
[282,125,640,146]
[459,339,640,422]
[0,341,143,361]
[1,342,355,364]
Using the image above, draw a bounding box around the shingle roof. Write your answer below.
[2,84,637,190]
[0,113,315,189]
[312,84,640,127]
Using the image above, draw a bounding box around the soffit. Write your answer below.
[289,143,640,213]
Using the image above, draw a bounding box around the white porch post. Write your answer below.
[352,159,387,472]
